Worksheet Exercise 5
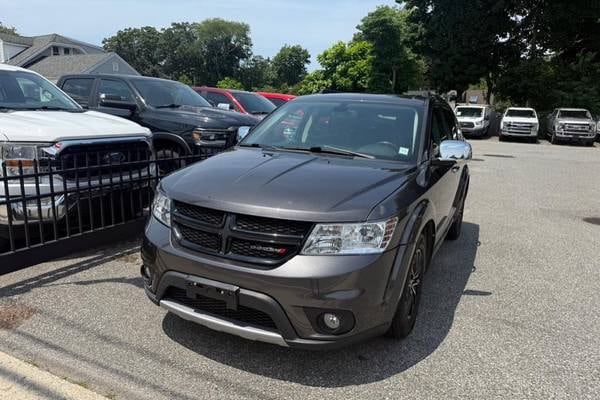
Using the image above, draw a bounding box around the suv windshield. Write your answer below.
[242,100,422,162]
[456,107,483,118]
[132,79,211,108]
[232,92,276,115]
[558,110,591,119]
[505,109,536,118]
[0,70,82,111]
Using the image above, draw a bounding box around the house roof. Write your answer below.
[28,53,114,79]
[0,32,34,46]
[5,33,104,67]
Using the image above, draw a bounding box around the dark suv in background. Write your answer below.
[142,93,472,349]
[57,75,260,169]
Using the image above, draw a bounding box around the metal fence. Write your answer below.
[0,145,225,274]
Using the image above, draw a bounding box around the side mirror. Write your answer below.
[438,140,472,161]
[99,93,137,111]
[217,103,233,111]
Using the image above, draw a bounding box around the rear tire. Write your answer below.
[156,147,186,176]
[387,233,428,339]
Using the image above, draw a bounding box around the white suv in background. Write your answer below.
[455,104,492,137]
[499,107,539,143]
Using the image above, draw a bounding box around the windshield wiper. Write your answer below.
[155,103,183,109]
[280,145,375,159]
[238,143,280,151]
[22,106,78,112]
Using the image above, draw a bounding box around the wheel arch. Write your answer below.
[152,132,192,155]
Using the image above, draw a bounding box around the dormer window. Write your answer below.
[52,46,60,56]
[63,48,70,55]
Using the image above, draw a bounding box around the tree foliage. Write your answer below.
[271,45,310,86]
[0,22,17,35]
[317,41,374,92]
[217,77,245,90]
[356,6,425,93]
[102,27,163,76]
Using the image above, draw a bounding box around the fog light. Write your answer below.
[322,313,341,330]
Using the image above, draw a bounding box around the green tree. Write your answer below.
[317,41,374,92]
[217,77,245,90]
[271,45,311,86]
[356,6,425,93]
[194,18,252,85]
[159,22,200,83]
[102,27,162,76]
[239,55,273,90]
[0,22,17,35]
[295,70,331,95]
[177,74,193,86]
[400,0,519,100]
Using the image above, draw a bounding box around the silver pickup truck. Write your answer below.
[546,108,597,146]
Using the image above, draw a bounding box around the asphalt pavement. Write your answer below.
[0,137,598,400]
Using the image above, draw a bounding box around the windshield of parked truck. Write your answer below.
[505,109,536,118]
[241,100,422,162]
[0,70,82,112]
[456,107,483,118]
[232,92,276,115]
[558,110,591,119]
[132,79,212,108]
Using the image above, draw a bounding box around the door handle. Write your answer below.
[451,166,460,173]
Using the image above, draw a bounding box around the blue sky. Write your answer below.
[0,0,398,69]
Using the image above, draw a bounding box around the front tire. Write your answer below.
[550,132,559,145]
[387,233,427,339]
[156,147,186,176]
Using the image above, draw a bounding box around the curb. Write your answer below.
[0,351,107,400]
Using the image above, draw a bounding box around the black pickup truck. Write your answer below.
[57,74,260,169]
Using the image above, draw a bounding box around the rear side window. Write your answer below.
[205,92,235,109]
[98,79,133,102]
[61,78,94,107]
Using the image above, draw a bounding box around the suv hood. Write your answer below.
[0,110,150,142]
[556,118,593,124]
[163,148,412,222]
[502,116,538,123]
[155,106,260,128]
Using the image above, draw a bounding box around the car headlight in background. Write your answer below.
[590,123,597,132]
[556,123,565,131]
[301,217,398,255]
[532,123,539,133]
[237,126,252,142]
[151,188,171,227]
[0,143,52,177]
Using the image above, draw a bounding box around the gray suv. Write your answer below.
[141,93,472,349]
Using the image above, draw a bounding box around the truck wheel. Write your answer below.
[550,132,558,145]
[387,233,427,339]
[498,134,505,142]
[156,147,186,176]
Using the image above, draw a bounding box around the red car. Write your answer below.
[194,86,276,118]
[256,92,296,107]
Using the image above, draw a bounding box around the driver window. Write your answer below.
[442,108,458,140]
[98,79,133,102]
[431,108,446,152]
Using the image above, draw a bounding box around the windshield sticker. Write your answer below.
[398,147,409,156]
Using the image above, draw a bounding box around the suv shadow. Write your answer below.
[162,222,482,387]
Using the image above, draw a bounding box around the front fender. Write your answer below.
[382,199,435,307]
[152,132,192,155]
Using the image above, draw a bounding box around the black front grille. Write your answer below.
[460,121,475,128]
[172,203,312,267]
[235,215,311,237]
[56,140,151,180]
[177,224,221,251]
[174,201,225,226]
[166,287,277,330]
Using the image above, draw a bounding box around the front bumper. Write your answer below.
[142,217,406,349]
[554,131,596,142]
[461,126,487,137]
[500,129,538,138]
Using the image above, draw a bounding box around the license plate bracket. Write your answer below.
[185,277,239,310]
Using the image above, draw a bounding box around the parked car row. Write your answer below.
[455,103,597,146]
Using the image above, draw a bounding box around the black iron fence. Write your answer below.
[0,145,225,274]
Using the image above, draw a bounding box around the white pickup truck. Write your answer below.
[0,64,153,250]
[499,107,539,143]
[546,108,597,146]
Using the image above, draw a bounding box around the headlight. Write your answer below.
[0,143,52,177]
[532,123,539,132]
[301,217,398,255]
[237,126,252,142]
[590,123,596,132]
[556,123,565,131]
[151,188,171,227]
[474,120,483,127]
